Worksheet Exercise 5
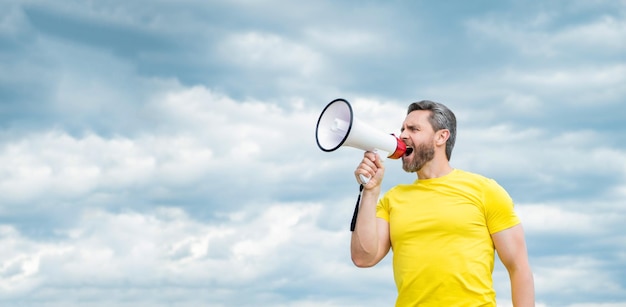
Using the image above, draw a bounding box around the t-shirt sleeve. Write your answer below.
[484,179,520,234]
[376,195,390,222]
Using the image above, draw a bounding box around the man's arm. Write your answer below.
[492,224,535,307]
[350,152,391,267]
[350,189,391,267]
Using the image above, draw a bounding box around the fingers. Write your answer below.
[355,151,384,186]
[372,152,385,168]
[358,153,376,178]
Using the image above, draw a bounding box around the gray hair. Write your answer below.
[407,100,457,160]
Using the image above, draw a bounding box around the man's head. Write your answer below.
[406,100,457,160]
[400,100,456,173]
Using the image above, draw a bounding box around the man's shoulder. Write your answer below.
[452,168,491,181]
[451,169,505,190]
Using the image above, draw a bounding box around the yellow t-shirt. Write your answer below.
[376,169,520,307]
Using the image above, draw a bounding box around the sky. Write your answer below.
[0,0,625,306]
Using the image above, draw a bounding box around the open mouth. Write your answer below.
[404,147,414,156]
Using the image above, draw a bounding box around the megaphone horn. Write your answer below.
[315,99,407,183]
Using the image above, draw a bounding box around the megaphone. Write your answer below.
[315,98,407,183]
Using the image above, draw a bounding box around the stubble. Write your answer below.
[402,142,435,173]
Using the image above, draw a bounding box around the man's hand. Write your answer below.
[355,151,385,189]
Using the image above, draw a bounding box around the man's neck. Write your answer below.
[416,160,454,180]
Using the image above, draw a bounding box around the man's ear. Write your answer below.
[435,129,450,146]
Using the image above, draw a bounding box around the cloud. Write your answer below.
[217,32,324,76]
[0,200,394,306]
[0,0,625,306]
[466,2,626,57]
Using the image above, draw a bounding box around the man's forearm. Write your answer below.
[510,268,535,307]
[350,187,380,266]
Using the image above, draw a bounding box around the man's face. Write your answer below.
[399,110,436,173]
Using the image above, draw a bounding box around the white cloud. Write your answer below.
[0,130,214,203]
[217,31,325,77]
[502,92,543,115]
[552,15,626,51]
[0,202,390,306]
[1,1,625,306]
[0,84,390,304]
[502,64,626,103]
[466,8,626,56]
[534,255,624,299]
[305,27,385,54]
[516,204,619,235]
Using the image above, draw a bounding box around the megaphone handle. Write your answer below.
[358,149,388,185]
[358,174,370,185]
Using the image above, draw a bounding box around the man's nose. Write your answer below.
[399,129,408,140]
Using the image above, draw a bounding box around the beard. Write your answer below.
[402,142,435,173]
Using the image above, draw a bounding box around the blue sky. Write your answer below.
[1,0,625,306]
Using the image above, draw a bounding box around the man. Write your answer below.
[351,100,534,306]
